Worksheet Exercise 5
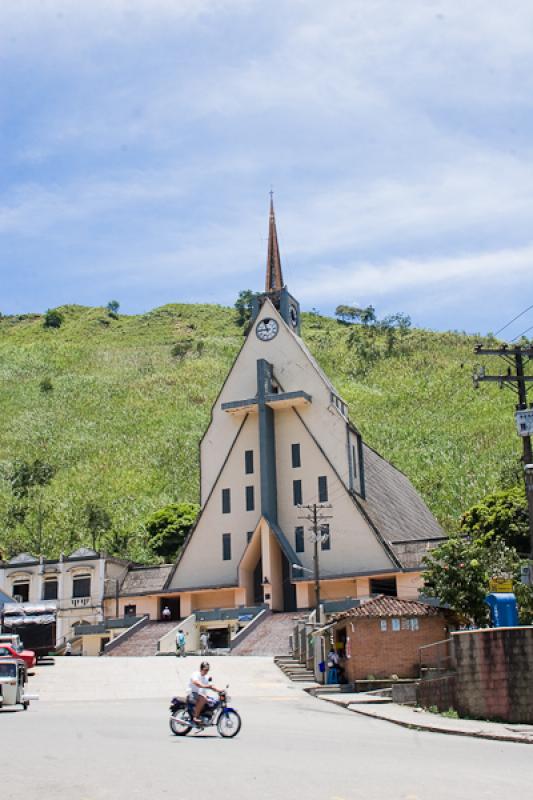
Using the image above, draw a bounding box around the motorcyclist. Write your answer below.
[187,661,220,724]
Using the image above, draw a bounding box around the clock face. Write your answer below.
[256,318,279,341]
[289,304,298,328]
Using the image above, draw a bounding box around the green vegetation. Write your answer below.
[0,302,529,562]
[144,501,200,561]
[423,487,533,624]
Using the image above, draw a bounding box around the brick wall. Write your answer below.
[452,627,533,724]
[342,616,448,681]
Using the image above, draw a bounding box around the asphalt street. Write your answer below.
[1,657,532,800]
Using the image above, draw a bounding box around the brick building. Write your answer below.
[323,595,449,681]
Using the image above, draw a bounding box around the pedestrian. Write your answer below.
[162,605,171,621]
[176,629,186,657]
[200,630,209,656]
[65,642,72,656]
[326,647,339,684]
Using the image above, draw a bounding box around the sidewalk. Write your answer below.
[311,691,533,744]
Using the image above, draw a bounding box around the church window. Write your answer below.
[352,445,357,478]
[318,476,328,502]
[222,488,231,514]
[247,531,254,544]
[295,526,305,553]
[291,443,301,468]
[320,524,330,551]
[370,577,397,597]
[245,485,255,511]
[293,480,302,506]
[222,533,232,561]
[245,450,254,474]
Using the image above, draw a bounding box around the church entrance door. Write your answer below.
[253,558,263,605]
[281,553,297,612]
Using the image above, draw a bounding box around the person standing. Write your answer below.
[199,630,209,656]
[162,606,171,621]
[176,629,186,657]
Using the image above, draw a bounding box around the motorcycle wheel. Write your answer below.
[169,711,192,736]
[217,710,241,739]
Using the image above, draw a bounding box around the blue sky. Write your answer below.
[2,1,533,336]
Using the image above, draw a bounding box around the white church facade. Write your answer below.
[107,202,445,623]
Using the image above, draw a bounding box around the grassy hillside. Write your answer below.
[0,304,525,561]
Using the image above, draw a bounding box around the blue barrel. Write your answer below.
[484,593,519,627]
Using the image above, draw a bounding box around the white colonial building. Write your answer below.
[0,548,129,646]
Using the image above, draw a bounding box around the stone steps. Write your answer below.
[274,654,316,683]
[105,621,177,657]
[231,612,305,657]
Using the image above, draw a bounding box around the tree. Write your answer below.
[85,503,112,551]
[422,535,527,625]
[234,290,258,327]
[4,459,56,555]
[43,309,64,329]
[144,502,199,560]
[107,300,120,318]
[459,487,529,555]
[335,305,362,324]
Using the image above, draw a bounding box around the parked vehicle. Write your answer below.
[0,634,23,649]
[2,604,56,661]
[169,689,241,738]
[0,643,36,669]
[0,658,29,710]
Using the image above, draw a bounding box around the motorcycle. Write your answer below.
[169,689,241,738]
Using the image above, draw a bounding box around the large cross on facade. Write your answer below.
[221,358,311,523]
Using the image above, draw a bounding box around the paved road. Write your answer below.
[1,657,532,800]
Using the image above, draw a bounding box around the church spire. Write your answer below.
[265,194,284,292]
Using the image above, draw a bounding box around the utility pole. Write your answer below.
[297,503,332,623]
[473,344,533,560]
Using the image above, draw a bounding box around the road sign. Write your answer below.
[488,577,513,593]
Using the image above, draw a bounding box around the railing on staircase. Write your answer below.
[229,607,271,651]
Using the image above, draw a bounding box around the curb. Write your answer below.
[313,694,533,745]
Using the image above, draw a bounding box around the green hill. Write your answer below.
[0,304,524,561]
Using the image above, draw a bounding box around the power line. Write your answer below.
[494,302,533,337]
[511,323,533,343]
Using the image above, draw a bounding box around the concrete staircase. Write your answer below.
[274,655,316,683]
[105,621,177,657]
[231,611,303,656]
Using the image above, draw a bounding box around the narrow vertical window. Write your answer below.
[245,450,254,474]
[295,526,305,553]
[245,485,255,511]
[352,445,357,478]
[222,533,232,561]
[318,476,328,503]
[291,443,301,468]
[247,531,254,544]
[320,524,330,551]
[293,479,302,506]
[222,488,231,514]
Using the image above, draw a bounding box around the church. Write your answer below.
[159,200,445,620]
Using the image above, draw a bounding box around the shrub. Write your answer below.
[43,309,64,329]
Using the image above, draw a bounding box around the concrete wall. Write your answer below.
[452,627,533,724]
[341,615,448,681]
[103,595,159,620]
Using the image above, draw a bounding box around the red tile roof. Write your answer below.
[331,595,440,621]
